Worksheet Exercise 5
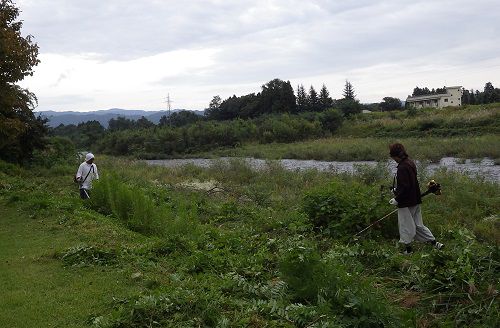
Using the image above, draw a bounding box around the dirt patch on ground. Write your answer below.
[398,291,421,308]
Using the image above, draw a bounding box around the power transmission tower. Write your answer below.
[164,93,173,117]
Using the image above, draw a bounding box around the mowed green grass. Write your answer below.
[0,193,142,327]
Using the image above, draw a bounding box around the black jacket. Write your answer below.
[393,158,422,208]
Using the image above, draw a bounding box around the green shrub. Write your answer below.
[87,179,112,216]
[419,228,498,292]
[302,179,390,237]
[320,108,344,133]
[31,136,77,168]
[0,160,23,176]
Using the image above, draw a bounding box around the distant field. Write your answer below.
[197,134,500,162]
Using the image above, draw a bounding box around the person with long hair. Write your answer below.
[389,143,443,254]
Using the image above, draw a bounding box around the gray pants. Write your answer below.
[398,205,435,244]
[80,188,90,199]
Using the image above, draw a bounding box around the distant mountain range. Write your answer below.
[36,108,204,127]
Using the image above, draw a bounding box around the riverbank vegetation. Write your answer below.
[51,102,500,162]
[1,155,498,327]
[203,135,500,162]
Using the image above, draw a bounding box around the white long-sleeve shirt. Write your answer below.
[76,162,99,189]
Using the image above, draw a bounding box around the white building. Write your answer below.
[406,86,463,109]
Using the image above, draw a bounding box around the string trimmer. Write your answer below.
[353,180,442,239]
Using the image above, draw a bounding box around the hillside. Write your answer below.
[38,109,204,127]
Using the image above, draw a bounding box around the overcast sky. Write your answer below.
[16,0,500,112]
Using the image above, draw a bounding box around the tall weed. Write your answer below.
[89,175,163,235]
[302,179,391,238]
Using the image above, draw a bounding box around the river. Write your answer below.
[144,157,500,182]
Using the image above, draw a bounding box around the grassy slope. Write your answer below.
[0,173,146,327]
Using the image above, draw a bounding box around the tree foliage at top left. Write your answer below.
[0,0,47,164]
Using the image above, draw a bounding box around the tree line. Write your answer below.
[412,86,447,96]
[461,82,500,105]
[205,79,368,120]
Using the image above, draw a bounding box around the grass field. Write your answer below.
[198,134,500,162]
[0,158,498,327]
[0,189,144,327]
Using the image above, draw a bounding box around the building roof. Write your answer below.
[406,94,445,101]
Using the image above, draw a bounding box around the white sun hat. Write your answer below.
[85,153,95,161]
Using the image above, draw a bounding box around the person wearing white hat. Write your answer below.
[75,152,99,199]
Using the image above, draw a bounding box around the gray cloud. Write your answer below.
[17,0,500,109]
[20,0,500,63]
[158,1,499,83]
[37,94,95,109]
[20,0,316,59]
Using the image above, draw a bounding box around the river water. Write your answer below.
[144,157,500,182]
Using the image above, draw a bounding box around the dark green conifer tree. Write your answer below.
[319,84,333,111]
[307,85,320,112]
[296,84,307,112]
[342,81,356,100]
[483,82,495,103]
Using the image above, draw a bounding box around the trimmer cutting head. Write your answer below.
[427,180,442,195]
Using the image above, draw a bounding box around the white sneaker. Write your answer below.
[434,242,444,250]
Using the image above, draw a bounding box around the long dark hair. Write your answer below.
[389,143,408,159]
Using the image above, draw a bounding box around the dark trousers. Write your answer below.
[80,188,90,199]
